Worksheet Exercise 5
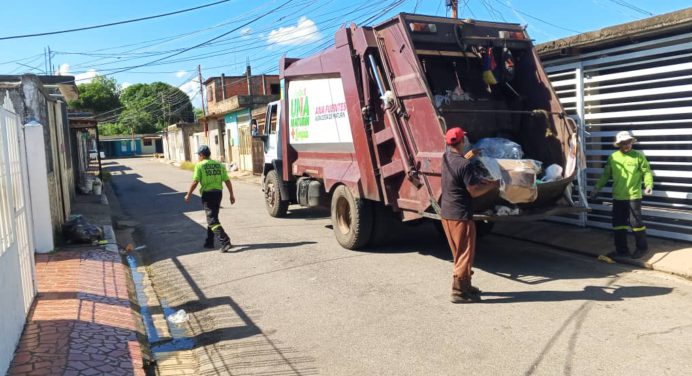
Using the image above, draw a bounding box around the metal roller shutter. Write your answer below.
[543,31,692,241]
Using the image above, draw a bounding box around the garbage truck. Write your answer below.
[256,13,586,249]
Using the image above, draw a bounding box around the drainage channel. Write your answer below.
[125,249,197,369]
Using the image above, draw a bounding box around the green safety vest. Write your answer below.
[595,150,653,200]
[193,159,229,193]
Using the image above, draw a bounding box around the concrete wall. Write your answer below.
[141,141,156,155]
[206,75,279,114]
[165,123,203,162]
[0,75,67,244]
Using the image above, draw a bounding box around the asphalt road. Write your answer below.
[109,157,692,376]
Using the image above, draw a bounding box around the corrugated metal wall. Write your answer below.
[542,31,692,241]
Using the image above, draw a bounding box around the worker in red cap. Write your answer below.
[440,127,499,303]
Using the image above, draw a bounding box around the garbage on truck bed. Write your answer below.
[477,157,542,204]
[474,137,524,160]
[497,159,541,204]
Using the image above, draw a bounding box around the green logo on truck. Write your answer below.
[290,89,310,141]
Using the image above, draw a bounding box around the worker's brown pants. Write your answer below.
[441,219,476,293]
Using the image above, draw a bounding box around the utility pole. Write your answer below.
[48,46,53,74]
[43,47,48,75]
[197,64,209,142]
[246,58,252,96]
[447,0,459,18]
[161,92,167,126]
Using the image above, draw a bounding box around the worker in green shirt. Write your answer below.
[184,145,236,253]
[590,131,653,259]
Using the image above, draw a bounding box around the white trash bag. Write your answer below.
[167,309,189,325]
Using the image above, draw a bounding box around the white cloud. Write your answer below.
[55,63,99,83]
[267,16,321,46]
[56,63,70,75]
[179,78,203,108]
[240,27,252,36]
[176,70,188,78]
[121,82,132,89]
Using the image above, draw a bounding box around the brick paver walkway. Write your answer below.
[7,249,145,376]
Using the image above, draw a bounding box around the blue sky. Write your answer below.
[1,0,689,109]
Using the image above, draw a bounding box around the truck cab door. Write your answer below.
[263,101,281,164]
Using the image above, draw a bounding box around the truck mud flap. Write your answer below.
[271,160,291,202]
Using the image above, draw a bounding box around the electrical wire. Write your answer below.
[104,0,296,77]
[0,0,236,41]
[490,0,583,34]
[59,0,355,72]
[608,0,653,16]
[62,0,385,78]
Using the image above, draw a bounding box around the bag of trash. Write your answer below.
[62,215,104,244]
[476,156,502,181]
[167,309,189,325]
[474,138,524,159]
[543,164,563,182]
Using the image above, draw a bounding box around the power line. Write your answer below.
[0,0,236,41]
[491,0,583,34]
[58,0,347,72]
[608,0,653,17]
[61,0,318,71]
[104,0,296,76]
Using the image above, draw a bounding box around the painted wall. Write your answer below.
[141,140,157,155]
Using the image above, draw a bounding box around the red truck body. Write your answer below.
[260,13,583,249]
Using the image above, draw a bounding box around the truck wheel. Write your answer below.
[264,170,288,218]
[331,185,373,249]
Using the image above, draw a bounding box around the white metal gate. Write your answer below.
[544,31,692,241]
[0,93,36,311]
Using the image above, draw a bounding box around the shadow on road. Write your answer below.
[108,161,318,375]
[228,241,318,253]
[482,285,673,304]
[353,217,652,288]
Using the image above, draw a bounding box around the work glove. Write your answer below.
[644,187,653,196]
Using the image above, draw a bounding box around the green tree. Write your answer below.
[194,107,204,121]
[69,76,121,113]
[98,122,125,136]
[118,108,156,135]
[119,82,194,132]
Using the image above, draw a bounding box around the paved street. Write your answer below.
[109,157,692,376]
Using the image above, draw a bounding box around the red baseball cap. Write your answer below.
[445,127,466,145]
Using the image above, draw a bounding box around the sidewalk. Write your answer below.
[493,220,692,279]
[7,192,146,376]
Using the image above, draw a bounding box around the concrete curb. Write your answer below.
[492,221,692,280]
[102,224,118,253]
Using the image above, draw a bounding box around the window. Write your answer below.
[268,105,278,134]
[207,85,214,102]
[143,139,152,146]
[214,135,219,145]
[270,84,280,95]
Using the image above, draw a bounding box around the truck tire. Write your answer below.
[331,185,373,250]
[264,170,289,218]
